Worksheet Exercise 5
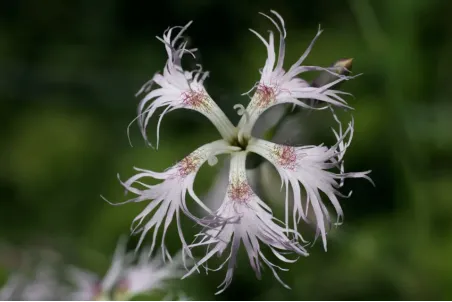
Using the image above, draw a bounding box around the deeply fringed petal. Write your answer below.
[248,114,373,250]
[238,11,355,141]
[183,151,308,294]
[106,140,239,262]
[132,22,236,147]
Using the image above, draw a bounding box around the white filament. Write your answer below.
[233,104,250,145]
[233,104,249,122]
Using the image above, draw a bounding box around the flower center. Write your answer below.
[230,135,249,151]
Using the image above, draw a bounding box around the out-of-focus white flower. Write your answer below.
[183,152,308,294]
[22,265,64,301]
[67,238,188,301]
[114,250,186,300]
[67,267,100,301]
[100,237,133,295]
[0,246,70,301]
[0,265,67,301]
[110,10,371,293]
[67,237,133,301]
[0,273,24,300]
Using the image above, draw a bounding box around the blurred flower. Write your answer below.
[114,250,187,300]
[67,238,188,301]
[109,10,369,293]
[0,273,24,300]
[67,237,133,300]
[67,267,101,300]
[21,264,64,300]
[0,263,68,301]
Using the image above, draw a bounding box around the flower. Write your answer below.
[0,273,22,301]
[67,237,133,300]
[110,10,371,292]
[114,250,187,300]
[67,268,102,301]
[0,245,73,301]
[67,238,188,301]
[0,264,68,301]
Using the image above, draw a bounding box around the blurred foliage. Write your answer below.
[1,0,452,300]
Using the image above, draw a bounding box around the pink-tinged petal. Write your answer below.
[238,12,355,139]
[184,152,308,294]
[248,114,373,250]
[130,23,236,148]
[105,140,239,261]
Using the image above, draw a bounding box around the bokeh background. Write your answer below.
[1,0,452,300]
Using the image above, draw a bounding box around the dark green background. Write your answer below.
[1,0,452,300]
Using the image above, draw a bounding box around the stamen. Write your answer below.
[233,104,249,122]
[234,104,250,145]
[255,84,277,108]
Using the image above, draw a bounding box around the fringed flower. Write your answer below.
[108,10,371,294]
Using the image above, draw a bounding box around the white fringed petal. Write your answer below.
[132,22,236,147]
[110,140,239,261]
[183,151,308,294]
[238,11,354,140]
[248,116,373,250]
